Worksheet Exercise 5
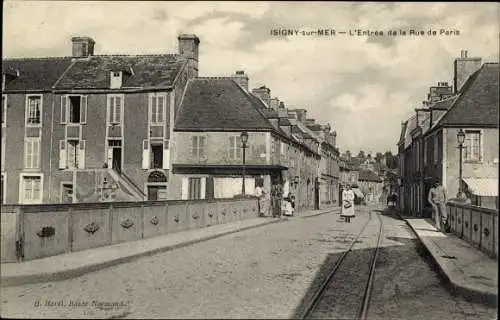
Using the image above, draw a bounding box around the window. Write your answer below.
[150,94,166,124]
[21,175,42,203]
[24,138,40,169]
[151,144,163,169]
[189,177,202,199]
[61,183,73,203]
[69,96,80,123]
[1,95,6,126]
[229,136,242,160]
[464,130,481,162]
[26,95,42,125]
[108,95,123,124]
[191,136,206,159]
[110,72,123,89]
[61,95,87,124]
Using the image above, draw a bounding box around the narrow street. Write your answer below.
[1,205,496,319]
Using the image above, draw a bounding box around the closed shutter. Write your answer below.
[181,177,188,200]
[59,140,67,169]
[60,96,67,124]
[78,140,86,168]
[200,177,206,199]
[142,140,150,169]
[80,96,87,124]
[162,140,170,169]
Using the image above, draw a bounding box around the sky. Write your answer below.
[3,1,499,155]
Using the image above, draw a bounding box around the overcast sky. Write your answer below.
[3,1,499,155]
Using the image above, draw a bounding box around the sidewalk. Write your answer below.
[395,209,498,306]
[1,206,338,287]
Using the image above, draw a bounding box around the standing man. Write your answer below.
[428,179,447,231]
[254,184,264,217]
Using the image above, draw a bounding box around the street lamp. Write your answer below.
[240,131,249,195]
[457,129,466,200]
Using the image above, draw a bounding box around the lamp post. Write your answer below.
[457,129,466,200]
[240,131,249,195]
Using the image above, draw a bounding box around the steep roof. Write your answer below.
[398,121,408,146]
[436,63,499,127]
[2,57,73,91]
[359,170,382,182]
[403,115,417,149]
[174,79,277,131]
[54,54,186,89]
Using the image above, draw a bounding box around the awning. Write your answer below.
[463,178,498,197]
[352,188,364,198]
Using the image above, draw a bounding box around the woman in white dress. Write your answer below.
[341,185,356,223]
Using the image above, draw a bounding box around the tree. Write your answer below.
[375,152,384,163]
[357,150,365,159]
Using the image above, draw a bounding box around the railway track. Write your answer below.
[301,210,384,320]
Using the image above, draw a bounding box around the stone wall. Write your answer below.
[1,197,259,262]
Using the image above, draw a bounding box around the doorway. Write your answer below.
[107,140,122,172]
[147,185,167,200]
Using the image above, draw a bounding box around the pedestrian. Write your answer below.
[341,184,356,223]
[282,192,294,216]
[271,184,283,218]
[254,184,265,217]
[428,179,447,232]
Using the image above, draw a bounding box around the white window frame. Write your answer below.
[464,130,482,162]
[25,94,43,126]
[149,93,167,124]
[191,135,206,159]
[61,94,87,124]
[19,173,43,204]
[59,181,74,203]
[2,94,6,127]
[229,136,242,160]
[24,137,41,169]
[110,71,123,89]
[107,94,124,125]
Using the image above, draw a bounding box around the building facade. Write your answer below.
[398,51,499,215]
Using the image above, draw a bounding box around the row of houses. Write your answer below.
[1,33,341,211]
[397,50,499,215]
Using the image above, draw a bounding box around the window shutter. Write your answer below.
[158,95,164,123]
[142,139,150,169]
[59,140,67,169]
[181,177,189,200]
[80,96,87,124]
[108,96,114,123]
[78,140,86,168]
[200,177,206,199]
[162,140,170,169]
[116,96,122,124]
[60,96,67,124]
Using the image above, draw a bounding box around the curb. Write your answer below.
[1,218,286,287]
[394,210,497,307]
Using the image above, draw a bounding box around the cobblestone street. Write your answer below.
[1,205,497,319]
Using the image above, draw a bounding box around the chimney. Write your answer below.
[332,130,337,147]
[232,70,248,91]
[71,36,95,58]
[290,109,307,122]
[453,50,481,93]
[269,97,280,110]
[251,86,271,107]
[178,34,200,78]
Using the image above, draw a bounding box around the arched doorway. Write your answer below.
[147,171,168,200]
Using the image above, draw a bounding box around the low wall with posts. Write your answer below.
[1,197,259,263]
[447,202,498,258]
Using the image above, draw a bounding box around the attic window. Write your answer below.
[110,71,123,89]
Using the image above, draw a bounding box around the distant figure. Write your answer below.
[254,185,265,217]
[282,192,294,216]
[387,193,397,207]
[341,185,356,223]
[428,179,447,231]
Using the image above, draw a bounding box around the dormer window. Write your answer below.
[110,71,123,89]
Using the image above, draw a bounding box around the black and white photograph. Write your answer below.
[1,1,498,319]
